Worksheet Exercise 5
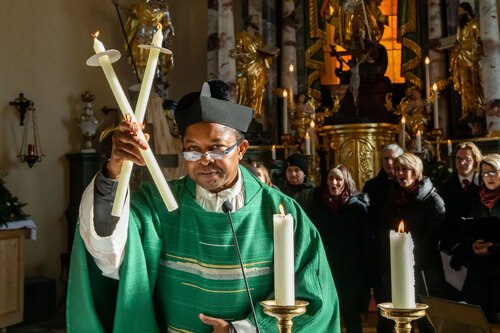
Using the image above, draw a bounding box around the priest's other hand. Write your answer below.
[106,117,150,179]
[472,239,492,256]
[199,313,230,333]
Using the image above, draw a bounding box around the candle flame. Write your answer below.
[279,204,286,215]
[289,64,294,72]
[432,83,438,91]
[272,145,276,150]
[417,130,421,136]
[424,57,430,65]
[447,139,451,144]
[398,221,405,233]
[92,31,100,39]
[401,116,406,124]
[283,90,288,98]
[310,120,315,128]
[305,131,310,139]
[156,23,163,31]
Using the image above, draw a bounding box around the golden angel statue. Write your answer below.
[449,2,484,121]
[230,15,279,118]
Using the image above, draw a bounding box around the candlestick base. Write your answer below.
[138,44,173,55]
[378,303,428,333]
[86,49,121,66]
[261,300,308,333]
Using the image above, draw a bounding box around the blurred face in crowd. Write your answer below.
[481,164,500,191]
[327,173,345,197]
[382,149,399,178]
[395,165,417,189]
[286,166,305,185]
[183,123,248,193]
[455,148,475,178]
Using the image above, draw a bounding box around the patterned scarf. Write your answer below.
[394,180,421,207]
[321,187,349,213]
[479,185,500,210]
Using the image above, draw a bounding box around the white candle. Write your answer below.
[91,33,178,213]
[424,57,431,104]
[433,84,439,129]
[112,26,164,217]
[305,131,311,155]
[401,116,406,150]
[289,64,294,110]
[271,145,276,160]
[273,205,295,306]
[390,221,416,309]
[416,131,422,153]
[310,121,316,157]
[282,90,288,133]
[447,140,452,156]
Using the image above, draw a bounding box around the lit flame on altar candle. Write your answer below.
[425,57,430,65]
[156,23,163,30]
[92,31,100,38]
[310,120,315,128]
[305,131,310,139]
[432,83,438,92]
[289,64,294,72]
[283,90,288,98]
[398,221,405,233]
[401,116,406,125]
[279,204,286,215]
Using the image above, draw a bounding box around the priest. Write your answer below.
[67,80,340,333]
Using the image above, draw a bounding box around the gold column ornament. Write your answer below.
[261,300,309,333]
[318,123,398,189]
[378,303,428,333]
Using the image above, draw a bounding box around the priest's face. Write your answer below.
[183,122,249,193]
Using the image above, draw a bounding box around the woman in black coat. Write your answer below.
[303,165,371,333]
[462,153,500,322]
[375,153,447,333]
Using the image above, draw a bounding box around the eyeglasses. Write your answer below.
[482,170,499,177]
[455,156,473,163]
[182,141,240,161]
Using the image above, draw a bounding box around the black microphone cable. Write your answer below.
[222,200,260,333]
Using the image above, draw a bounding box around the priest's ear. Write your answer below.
[237,139,249,160]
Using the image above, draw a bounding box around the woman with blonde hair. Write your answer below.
[374,153,447,333]
[463,153,500,322]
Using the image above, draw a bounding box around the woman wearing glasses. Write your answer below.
[462,153,500,323]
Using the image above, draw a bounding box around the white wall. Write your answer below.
[0,0,206,299]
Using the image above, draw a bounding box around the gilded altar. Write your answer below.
[318,123,398,189]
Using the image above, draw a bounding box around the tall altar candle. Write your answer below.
[390,221,416,309]
[305,131,311,155]
[112,26,164,217]
[433,84,439,129]
[91,33,178,213]
[416,131,422,153]
[424,57,431,104]
[400,116,406,149]
[273,204,295,306]
[447,140,452,156]
[271,145,276,160]
[289,64,295,110]
[282,90,288,133]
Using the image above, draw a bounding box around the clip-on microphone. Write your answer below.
[222,200,260,333]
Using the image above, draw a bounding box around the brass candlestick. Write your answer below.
[261,300,309,333]
[378,303,428,333]
[430,128,442,162]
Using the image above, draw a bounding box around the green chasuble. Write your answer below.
[67,166,340,332]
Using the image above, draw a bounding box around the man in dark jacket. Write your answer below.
[437,142,482,299]
[362,144,402,333]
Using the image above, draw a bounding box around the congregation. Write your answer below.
[249,143,500,333]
